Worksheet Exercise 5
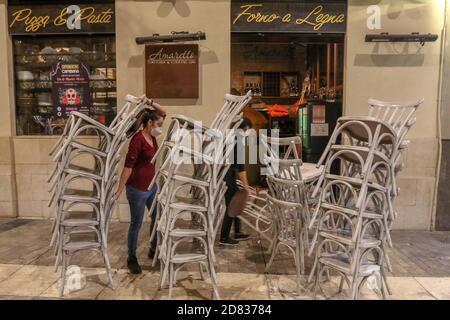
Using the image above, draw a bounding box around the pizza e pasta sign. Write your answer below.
[8,3,115,34]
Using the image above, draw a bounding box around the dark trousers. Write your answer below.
[220,170,242,240]
[126,184,158,258]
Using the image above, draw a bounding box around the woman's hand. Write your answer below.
[116,167,132,201]
[115,188,124,200]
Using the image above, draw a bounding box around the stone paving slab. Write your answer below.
[0,219,449,300]
[0,263,445,300]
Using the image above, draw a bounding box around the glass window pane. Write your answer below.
[13,35,117,135]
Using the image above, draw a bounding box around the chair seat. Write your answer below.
[319,255,380,277]
[301,163,324,183]
[319,230,381,248]
[172,174,210,187]
[170,228,207,238]
[337,116,397,145]
[329,145,391,164]
[64,165,103,180]
[171,253,207,264]
[63,241,101,251]
[169,202,208,212]
[61,219,99,227]
[323,174,388,193]
[320,203,384,219]
[69,141,108,158]
[61,194,100,203]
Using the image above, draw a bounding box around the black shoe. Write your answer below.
[148,248,156,259]
[219,238,239,246]
[234,233,250,241]
[127,256,142,274]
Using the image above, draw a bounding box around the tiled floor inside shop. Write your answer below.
[0,218,450,300]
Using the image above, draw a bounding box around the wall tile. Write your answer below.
[31,174,51,201]
[13,139,40,165]
[0,201,16,217]
[15,174,32,201]
[0,137,12,164]
[394,178,417,206]
[0,174,14,202]
[0,165,13,175]
[18,200,43,218]
[395,205,432,230]
[406,138,439,169]
[15,164,48,175]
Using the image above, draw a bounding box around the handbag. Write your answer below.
[227,189,249,218]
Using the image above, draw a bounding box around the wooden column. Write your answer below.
[326,44,331,90]
[334,43,338,89]
[316,46,320,91]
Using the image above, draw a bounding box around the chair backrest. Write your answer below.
[266,193,303,243]
[368,98,423,142]
[109,100,132,131]
[211,91,252,134]
[261,134,302,160]
[265,156,304,181]
[267,175,305,206]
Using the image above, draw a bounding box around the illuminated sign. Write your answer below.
[231,2,346,33]
[8,3,115,34]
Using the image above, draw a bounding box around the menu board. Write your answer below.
[145,44,199,99]
[51,62,91,118]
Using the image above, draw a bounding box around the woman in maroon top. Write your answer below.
[115,102,166,274]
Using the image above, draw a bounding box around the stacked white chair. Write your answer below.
[47,94,151,296]
[147,91,253,299]
[263,158,311,295]
[308,99,423,300]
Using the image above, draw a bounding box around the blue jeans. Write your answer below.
[126,185,158,258]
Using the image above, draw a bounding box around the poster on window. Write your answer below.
[51,62,91,118]
[312,104,326,123]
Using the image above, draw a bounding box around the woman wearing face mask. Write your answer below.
[115,101,166,274]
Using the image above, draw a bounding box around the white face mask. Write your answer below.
[151,126,163,137]
[238,128,252,137]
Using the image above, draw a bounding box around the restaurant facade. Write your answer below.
[0,0,447,231]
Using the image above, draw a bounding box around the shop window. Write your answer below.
[13,35,116,136]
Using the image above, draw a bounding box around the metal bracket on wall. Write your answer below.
[136,31,206,45]
[365,33,438,46]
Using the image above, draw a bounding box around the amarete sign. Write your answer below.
[146,44,199,99]
[8,3,115,34]
[231,1,346,33]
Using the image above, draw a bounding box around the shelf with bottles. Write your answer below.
[281,72,299,98]
[243,71,300,98]
[243,72,262,97]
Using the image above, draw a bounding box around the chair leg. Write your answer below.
[313,262,322,300]
[102,248,114,289]
[350,277,360,300]
[199,263,205,280]
[299,236,305,275]
[294,247,302,296]
[381,269,392,295]
[338,276,345,293]
[208,259,221,300]
[265,241,279,272]
[159,260,165,289]
[59,252,67,297]
[168,263,174,300]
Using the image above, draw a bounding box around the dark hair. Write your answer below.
[239,117,253,129]
[141,109,162,128]
[126,108,163,138]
